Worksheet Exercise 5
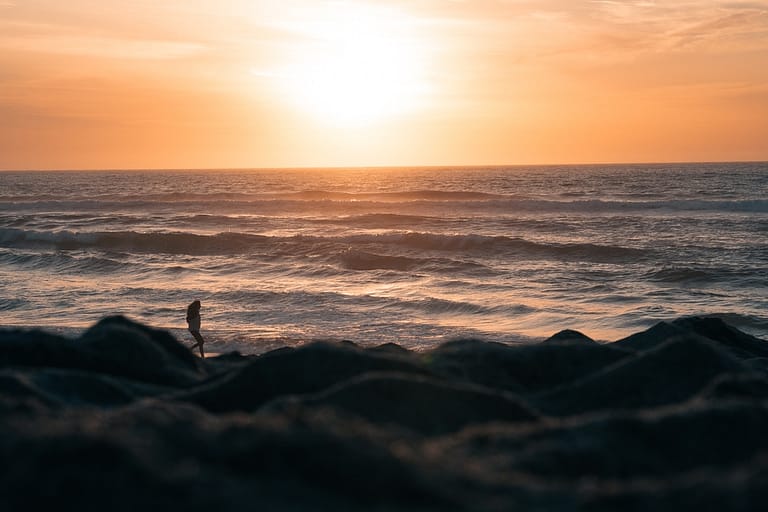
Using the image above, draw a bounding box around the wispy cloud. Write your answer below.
[666,8,768,50]
[0,29,206,60]
[583,1,768,52]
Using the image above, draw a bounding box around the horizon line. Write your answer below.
[2,159,767,173]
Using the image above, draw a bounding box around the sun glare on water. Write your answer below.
[273,4,430,126]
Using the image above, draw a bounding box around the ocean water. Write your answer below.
[1,163,766,353]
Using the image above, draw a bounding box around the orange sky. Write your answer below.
[1,0,767,169]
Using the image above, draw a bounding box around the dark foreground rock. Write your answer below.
[1,315,768,511]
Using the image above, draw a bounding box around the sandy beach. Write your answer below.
[2,315,768,511]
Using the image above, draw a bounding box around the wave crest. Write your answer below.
[0,228,646,263]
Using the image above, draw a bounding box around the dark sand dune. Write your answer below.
[0,367,165,408]
[543,329,597,344]
[425,338,630,393]
[0,316,204,386]
[439,399,768,479]
[177,341,433,413]
[535,334,746,416]
[672,316,768,359]
[263,372,538,436]
[1,315,768,511]
[613,320,691,352]
[697,372,768,401]
[615,317,768,359]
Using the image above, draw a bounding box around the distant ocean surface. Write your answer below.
[1,163,766,353]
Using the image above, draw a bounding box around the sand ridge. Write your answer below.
[1,315,768,510]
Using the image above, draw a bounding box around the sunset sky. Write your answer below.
[1,0,767,169]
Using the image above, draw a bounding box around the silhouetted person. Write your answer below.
[186,300,206,357]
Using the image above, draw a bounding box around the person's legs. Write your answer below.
[191,330,205,357]
[189,330,199,348]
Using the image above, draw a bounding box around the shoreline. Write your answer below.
[3,313,768,355]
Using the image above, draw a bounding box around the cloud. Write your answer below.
[667,8,768,51]
[0,32,206,60]
[0,17,207,60]
[524,0,768,62]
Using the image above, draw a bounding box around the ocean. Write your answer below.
[1,163,766,353]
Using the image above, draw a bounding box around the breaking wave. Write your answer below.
[2,197,766,216]
[0,228,648,263]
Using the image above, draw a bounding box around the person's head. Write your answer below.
[189,300,201,309]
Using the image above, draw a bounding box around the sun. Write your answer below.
[275,4,430,126]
